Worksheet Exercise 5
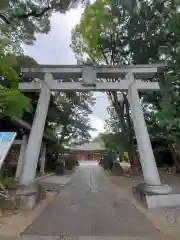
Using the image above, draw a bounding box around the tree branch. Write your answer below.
[99,44,109,65]
[0,14,11,24]
[110,34,116,65]
[17,6,51,19]
[0,5,51,25]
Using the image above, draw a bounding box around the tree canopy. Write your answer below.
[0,0,88,45]
[51,91,95,146]
[71,0,180,171]
[0,0,93,150]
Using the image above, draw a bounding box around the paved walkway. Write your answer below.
[22,161,166,239]
[39,174,73,192]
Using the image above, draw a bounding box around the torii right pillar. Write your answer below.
[127,71,180,208]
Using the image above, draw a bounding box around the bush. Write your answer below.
[2,177,17,188]
[0,170,17,188]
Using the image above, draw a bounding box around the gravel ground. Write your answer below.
[106,169,180,238]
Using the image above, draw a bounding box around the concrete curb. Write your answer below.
[35,173,55,182]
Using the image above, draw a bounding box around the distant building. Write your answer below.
[67,140,106,161]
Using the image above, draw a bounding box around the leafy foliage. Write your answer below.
[71,0,180,170]
[0,20,33,119]
[105,105,121,133]
[51,91,95,146]
[0,89,31,119]
[71,0,137,166]
[101,132,125,154]
[0,0,89,45]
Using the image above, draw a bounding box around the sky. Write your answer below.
[25,7,110,138]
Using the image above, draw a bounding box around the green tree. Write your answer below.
[0,38,31,118]
[0,0,88,45]
[71,0,138,170]
[71,0,180,172]
[48,90,95,148]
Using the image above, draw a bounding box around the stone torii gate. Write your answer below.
[18,64,180,209]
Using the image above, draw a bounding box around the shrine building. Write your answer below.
[68,140,106,161]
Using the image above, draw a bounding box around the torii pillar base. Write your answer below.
[133,183,180,208]
[16,183,45,210]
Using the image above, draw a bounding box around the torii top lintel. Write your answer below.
[19,64,165,92]
[21,64,165,80]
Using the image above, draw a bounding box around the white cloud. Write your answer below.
[24,7,84,65]
[89,115,105,138]
[24,8,110,138]
[91,92,110,121]
[93,92,106,98]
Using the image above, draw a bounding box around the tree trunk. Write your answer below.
[123,93,140,173]
[59,125,68,147]
[127,143,140,174]
[168,143,180,174]
[108,92,140,173]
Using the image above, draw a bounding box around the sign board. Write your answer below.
[0,132,17,170]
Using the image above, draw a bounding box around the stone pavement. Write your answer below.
[39,174,73,192]
[16,161,171,239]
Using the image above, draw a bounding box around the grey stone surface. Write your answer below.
[39,175,72,192]
[23,162,159,237]
[19,73,53,185]
[133,183,180,208]
[15,237,173,240]
[135,182,172,194]
[0,237,174,240]
[146,193,180,208]
[40,175,72,186]
[16,183,45,210]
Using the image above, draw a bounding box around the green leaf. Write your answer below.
[0,88,31,119]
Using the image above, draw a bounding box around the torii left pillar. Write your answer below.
[15,134,28,179]
[17,73,53,210]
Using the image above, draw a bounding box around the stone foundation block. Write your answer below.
[16,183,45,210]
[133,183,180,208]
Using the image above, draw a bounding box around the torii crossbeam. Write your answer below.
[20,64,161,92]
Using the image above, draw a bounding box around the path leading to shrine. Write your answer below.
[22,161,166,239]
